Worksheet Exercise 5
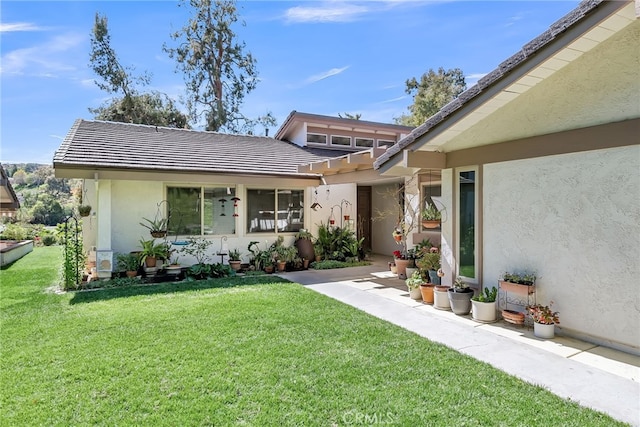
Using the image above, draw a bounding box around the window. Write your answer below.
[167,186,236,236]
[355,137,374,148]
[331,135,351,146]
[247,188,304,233]
[458,170,476,279]
[307,133,327,144]
[377,139,395,148]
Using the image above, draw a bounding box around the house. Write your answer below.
[0,163,20,219]
[374,0,639,353]
[53,114,414,276]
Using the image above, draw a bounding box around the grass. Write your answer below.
[0,247,624,426]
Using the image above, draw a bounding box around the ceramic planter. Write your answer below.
[420,283,434,304]
[471,300,497,322]
[448,288,473,315]
[499,280,535,295]
[534,322,556,339]
[421,220,440,229]
[502,309,525,325]
[433,285,451,310]
[409,287,422,300]
[229,260,242,271]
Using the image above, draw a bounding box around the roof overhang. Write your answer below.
[376,0,638,175]
[297,147,388,176]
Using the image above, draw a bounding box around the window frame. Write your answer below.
[455,166,479,285]
[246,187,305,234]
[307,133,327,145]
[330,135,352,147]
[165,184,238,237]
[377,139,395,148]
[355,137,374,148]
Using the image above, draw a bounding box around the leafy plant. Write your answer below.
[406,270,425,290]
[139,238,170,265]
[421,204,441,221]
[527,303,559,325]
[416,248,440,271]
[179,237,214,264]
[452,277,469,292]
[295,229,314,241]
[228,248,242,261]
[471,287,497,303]
[116,252,140,271]
[140,217,168,233]
[501,271,536,286]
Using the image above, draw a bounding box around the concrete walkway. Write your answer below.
[278,261,640,426]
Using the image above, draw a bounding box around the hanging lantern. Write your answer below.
[329,208,336,226]
[231,197,240,217]
[219,198,227,216]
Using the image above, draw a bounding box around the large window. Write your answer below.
[377,139,395,148]
[167,186,236,236]
[247,188,304,233]
[355,137,374,148]
[458,170,476,279]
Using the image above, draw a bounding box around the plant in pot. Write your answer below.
[116,252,140,277]
[294,229,315,263]
[393,249,413,280]
[421,203,441,229]
[405,270,424,301]
[416,246,441,285]
[499,271,536,294]
[228,248,242,272]
[471,286,498,322]
[448,277,474,315]
[527,302,559,339]
[140,217,169,238]
[139,238,169,268]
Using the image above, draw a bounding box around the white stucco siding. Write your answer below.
[483,145,640,351]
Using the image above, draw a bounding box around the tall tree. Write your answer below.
[395,67,466,127]
[89,13,188,127]
[165,0,275,133]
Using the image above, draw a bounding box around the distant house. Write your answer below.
[0,163,20,219]
[374,0,639,353]
[53,114,413,275]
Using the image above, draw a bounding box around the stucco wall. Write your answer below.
[483,145,640,352]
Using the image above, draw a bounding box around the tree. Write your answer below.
[90,92,189,129]
[165,0,275,133]
[89,13,188,127]
[338,113,362,120]
[395,67,466,127]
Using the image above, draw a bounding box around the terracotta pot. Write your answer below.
[502,309,525,325]
[277,261,286,272]
[264,265,274,274]
[393,235,402,242]
[151,231,166,238]
[499,280,535,295]
[125,270,137,278]
[394,258,413,280]
[422,220,440,229]
[229,260,242,271]
[145,257,157,268]
[420,283,434,304]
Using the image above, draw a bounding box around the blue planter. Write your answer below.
[428,270,441,285]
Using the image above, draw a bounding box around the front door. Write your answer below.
[357,186,372,253]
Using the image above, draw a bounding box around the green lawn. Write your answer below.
[1,247,622,426]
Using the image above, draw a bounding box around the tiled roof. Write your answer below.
[374,0,613,169]
[54,120,342,177]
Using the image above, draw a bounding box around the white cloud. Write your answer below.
[0,33,84,76]
[465,73,486,86]
[305,66,350,84]
[284,3,370,23]
[377,95,408,104]
[0,22,42,32]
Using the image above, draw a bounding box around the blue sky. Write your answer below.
[1,1,580,164]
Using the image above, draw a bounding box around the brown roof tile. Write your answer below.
[54,120,341,177]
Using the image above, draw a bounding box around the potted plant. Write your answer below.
[527,302,560,339]
[139,238,169,268]
[78,205,92,217]
[416,247,441,285]
[140,217,169,238]
[228,248,242,271]
[164,253,182,276]
[499,271,536,294]
[471,286,498,322]
[392,228,403,242]
[393,250,413,280]
[294,229,315,263]
[448,277,474,315]
[421,203,441,229]
[116,252,140,277]
[405,270,424,301]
